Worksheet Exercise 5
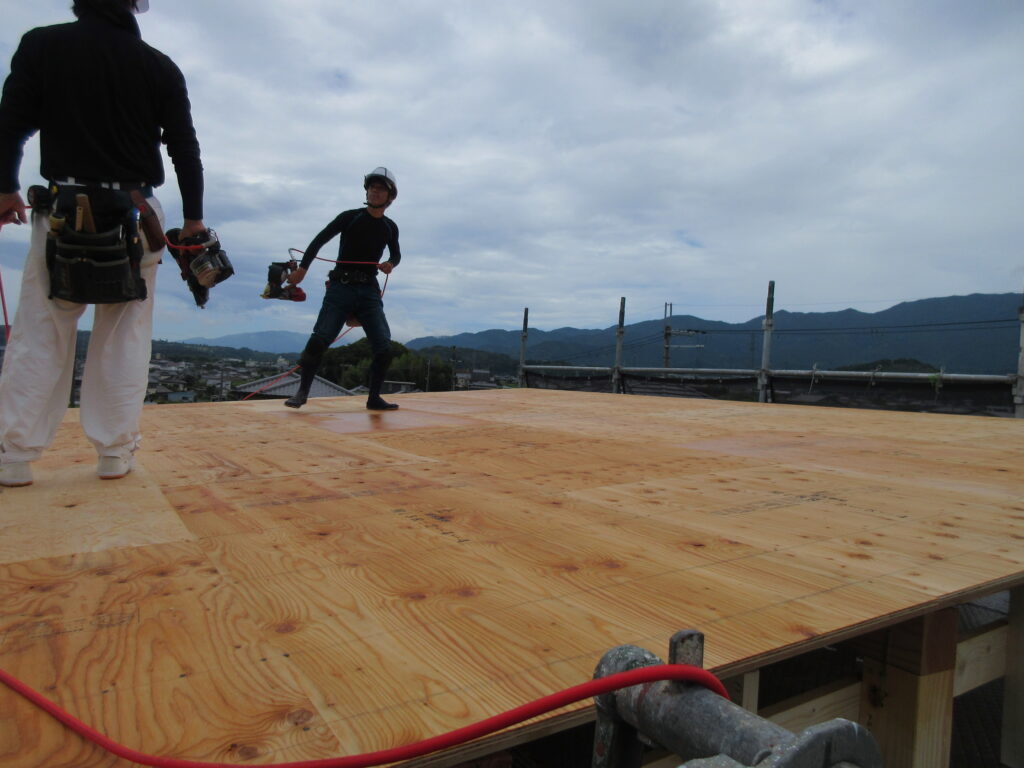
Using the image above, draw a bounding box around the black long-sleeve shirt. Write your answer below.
[301,208,401,277]
[0,10,204,219]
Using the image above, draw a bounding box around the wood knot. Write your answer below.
[287,708,315,727]
[236,745,261,760]
[790,624,817,639]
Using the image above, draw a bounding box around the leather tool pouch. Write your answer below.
[129,189,164,253]
[45,188,147,303]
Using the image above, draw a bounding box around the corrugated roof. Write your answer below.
[234,372,354,398]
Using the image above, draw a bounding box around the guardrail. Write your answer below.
[517,290,1024,418]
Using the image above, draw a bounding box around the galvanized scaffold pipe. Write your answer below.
[592,631,883,768]
[758,280,776,404]
[519,307,529,388]
[613,297,626,394]
[1016,303,1024,418]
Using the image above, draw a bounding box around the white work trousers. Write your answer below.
[0,196,165,464]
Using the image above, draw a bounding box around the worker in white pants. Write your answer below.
[0,0,208,487]
[0,196,164,482]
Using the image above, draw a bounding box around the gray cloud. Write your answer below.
[2,0,1021,345]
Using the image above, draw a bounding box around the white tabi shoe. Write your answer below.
[0,461,33,487]
[97,455,134,480]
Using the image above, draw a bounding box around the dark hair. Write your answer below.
[72,0,134,18]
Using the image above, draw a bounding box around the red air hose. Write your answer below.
[240,326,354,401]
[0,663,727,768]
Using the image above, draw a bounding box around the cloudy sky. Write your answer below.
[1,0,1022,345]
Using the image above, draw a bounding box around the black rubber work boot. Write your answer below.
[286,336,328,409]
[284,388,308,408]
[285,365,316,408]
[366,349,397,411]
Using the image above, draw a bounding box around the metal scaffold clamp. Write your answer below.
[592,630,883,768]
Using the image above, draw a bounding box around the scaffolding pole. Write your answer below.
[613,297,625,394]
[758,280,775,403]
[519,307,529,388]
[1016,303,1024,418]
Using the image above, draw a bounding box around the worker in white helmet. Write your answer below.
[284,168,402,410]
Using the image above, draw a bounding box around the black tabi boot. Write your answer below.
[367,351,398,411]
[286,336,327,409]
[285,364,316,408]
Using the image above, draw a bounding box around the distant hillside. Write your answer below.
[151,337,288,362]
[178,330,311,354]
[406,293,1022,374]
[64,332,291,362]
[160,293,1021,373]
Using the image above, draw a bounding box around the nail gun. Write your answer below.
[261,258,306,302]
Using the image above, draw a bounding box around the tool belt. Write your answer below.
[43,186,147,304]
[331,269,377,285]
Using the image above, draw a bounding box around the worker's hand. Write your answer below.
[180,218,206,240]
[0,192,28,231]
[287,266,307,285]
[379,261,394,275]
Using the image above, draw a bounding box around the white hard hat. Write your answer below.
[364,167,397,200]
[133,0,149,13]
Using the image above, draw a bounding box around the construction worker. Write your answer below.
[0,0,207,487]
[284,167,402,411]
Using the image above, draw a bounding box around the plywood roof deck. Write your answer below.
[1,388,1022,767]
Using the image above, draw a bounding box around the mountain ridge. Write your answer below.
[405,293,1021,374]
[172,293,1022,374]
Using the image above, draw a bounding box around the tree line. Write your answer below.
[319,339,456,392]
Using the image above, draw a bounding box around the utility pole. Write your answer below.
[665,329,706,367]
[663,303,705,367]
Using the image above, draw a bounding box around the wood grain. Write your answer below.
[1,389,1022,766]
